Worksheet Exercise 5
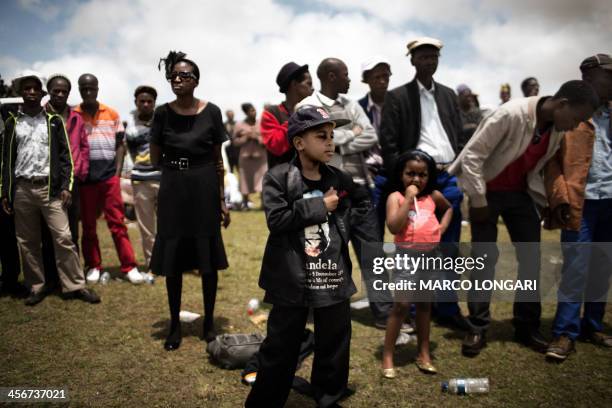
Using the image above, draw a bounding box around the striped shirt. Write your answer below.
[74,103,123,182]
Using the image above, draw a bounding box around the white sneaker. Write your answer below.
[86,268,101,284]
[126,268,144,284]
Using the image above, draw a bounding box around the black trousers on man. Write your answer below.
[467,191,541,334]
[0,210,20,289]
[351,204,393,322]
[245,300,351,408]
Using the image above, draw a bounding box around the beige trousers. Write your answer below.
[13,180,85,294]
[132,180,159,268]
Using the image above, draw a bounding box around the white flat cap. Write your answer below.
[361,56,391,76]
[406,37,443,55]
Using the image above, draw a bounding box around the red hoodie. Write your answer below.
[260,103,290,157]
[64,106,90,182]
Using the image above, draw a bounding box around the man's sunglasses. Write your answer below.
[166,71,197,82]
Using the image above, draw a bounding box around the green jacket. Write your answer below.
[1,110,74,203]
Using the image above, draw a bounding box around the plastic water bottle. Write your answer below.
[441,378,489,395]
[247,298,260,315]
[99,272,111,285]
[143,273,155,285]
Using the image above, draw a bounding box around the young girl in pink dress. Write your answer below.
[382,150,453,378]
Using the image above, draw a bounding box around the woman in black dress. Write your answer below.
[150,51,230,351]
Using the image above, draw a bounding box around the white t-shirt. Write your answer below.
[416,80,456,164]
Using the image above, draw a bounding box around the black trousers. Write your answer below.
[245,300,351,408]
[43,184,81,283]
[468,191,541,333]
[0,210,20,287]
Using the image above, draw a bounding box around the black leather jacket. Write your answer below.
[259,158,372,306]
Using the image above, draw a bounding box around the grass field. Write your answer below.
[1,209,611,407]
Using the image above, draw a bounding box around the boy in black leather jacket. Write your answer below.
[245,107,371,408]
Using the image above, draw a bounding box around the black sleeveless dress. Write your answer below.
[149,102,229,276]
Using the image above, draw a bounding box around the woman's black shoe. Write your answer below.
[203,319,216,342]
[164,326,182,351]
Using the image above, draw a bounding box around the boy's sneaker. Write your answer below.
[86,268,101,284]
[126,268,145,284]
[546,335,575,361]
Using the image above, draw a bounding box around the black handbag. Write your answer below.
[206,333,265,369]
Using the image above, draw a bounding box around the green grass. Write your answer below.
[1,211,611,407]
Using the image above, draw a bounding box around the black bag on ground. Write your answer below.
[241,329,315,380]
[206,333,265,369]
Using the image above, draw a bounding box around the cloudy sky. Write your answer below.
[1,0,610,120]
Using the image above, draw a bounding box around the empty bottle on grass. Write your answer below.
[100,272,111,285]
[441,378,489,395]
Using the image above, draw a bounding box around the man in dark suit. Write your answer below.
[379,37,467,330]
[358,57,392,241]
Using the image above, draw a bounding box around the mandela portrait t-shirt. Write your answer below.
[302,176,349,308]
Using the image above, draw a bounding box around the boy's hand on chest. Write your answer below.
[323,187,339,212]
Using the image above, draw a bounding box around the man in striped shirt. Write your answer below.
[74,73,143,285]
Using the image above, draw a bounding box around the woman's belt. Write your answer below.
[162,157,214,170]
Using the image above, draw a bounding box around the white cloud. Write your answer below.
[315,0,479,26]
[3,0,610,118]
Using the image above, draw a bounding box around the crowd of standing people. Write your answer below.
[1,36,611,408]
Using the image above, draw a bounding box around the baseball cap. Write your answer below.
[287,106,350,142]
[276,62,309,93]
[580,54,612,71]
[406,37,443,55]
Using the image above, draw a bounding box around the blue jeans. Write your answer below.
[434,172,463,317]
[552,199,612,340]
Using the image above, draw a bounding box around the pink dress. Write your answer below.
[390,192,441,249]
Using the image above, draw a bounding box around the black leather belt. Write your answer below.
[163,157,211,170]
[17,176,47,184]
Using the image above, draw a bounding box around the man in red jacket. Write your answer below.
[260,62,313,168]
[45,74,89,240]
[41,74,90,286]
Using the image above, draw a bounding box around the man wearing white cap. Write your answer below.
[379,37,467,329]
[1,71,100,306]
[358,57,392,227]
[359,57,392,134]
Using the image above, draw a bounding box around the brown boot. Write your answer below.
[546,335,575,361]
[581,332,612,348]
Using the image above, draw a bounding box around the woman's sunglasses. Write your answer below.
[166,71,197,82]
